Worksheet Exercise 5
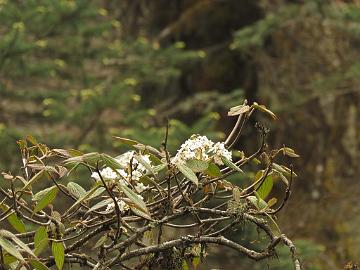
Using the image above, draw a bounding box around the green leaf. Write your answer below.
[101,153,125,170]
[256,176,273,199]
[63,183,102,216]
[113,137,139,147]
[30,259,51,270]
[86,198,113,214]
[93,235,108,250]
[221,157,243,173]
[176,164,198,186]
[0,205,26,233]
[192,257,201,269]
[34,186,58,213]
[87,187,105,200]
[120,184,149,215]
[32,186,55,201]
[52,241,65,270]
[186,159,209,173]
[34,226,48,256]
[278,172,289,186]
[152,164,167,174]
[67,182,87,199]
[247,195,267,210]
[130,207,152,220]
[148,153,162,165]
[182,259,190,270]
[0,236,24,262]
[64,152,100,166]
[252,103,277,119]
[7,213,26,233]
[267,198,277,208]
[0,231,35,258]
[272,163,288,174]
[204,163,221,177]
[264,213,281,237]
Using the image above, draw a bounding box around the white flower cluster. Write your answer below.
[91,151,151,213]
[91,150,151,193]
[105,193,145,214]
[212,142,232,165]
[171,135,232,166]
[105,198,129,213]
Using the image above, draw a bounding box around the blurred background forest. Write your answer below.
[0,0,359,269]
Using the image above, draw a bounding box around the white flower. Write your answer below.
[171,135,215,165]
[91,151,153,184]
[105,198,129,213]
[135,182,148,193]
[91,167,118,181]
[171,135,233,166]
[211,142,232,165]
[115,151,152,181]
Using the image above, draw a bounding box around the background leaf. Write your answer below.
[52,241,65,270]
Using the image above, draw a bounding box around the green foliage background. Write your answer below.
[0,0,359,269]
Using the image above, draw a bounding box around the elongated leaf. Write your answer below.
[272,163,288,174]
[87,187,105,200]
[176,164,198,186]
[120,184,149,215]
[221,157,243,173]
[52,149,83,158]
[267,198,277,208]
[282,147,300,158]
[113,137,139,147]
[0,205,26,233]
[93,235,108,250]
[252,103,277,119]
[64,152,100,166]
[64,183,102,215]
[186,159,209,173]
[148,153,162,165]
[86,198,113,214]
[182,260,190,270]
[152,164,167,174]
[7,213,26,233]
[52,241,65,270]
[101,154,125,170]
[67,182,86,199]
[21,170,45,191]
[0,236,24,262]
[247,195,267,210]
[264,213,281,237]
[204,163,221,177]
[34,186,58,213]
[0,230,35,260]
[32,186,55,201]
[30,259,51,270]
[130,206,152,220]
[256,176,273,199]
[34,226,48,256]
[277,172,289,186]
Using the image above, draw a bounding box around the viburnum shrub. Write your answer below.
[0,101,301,270]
